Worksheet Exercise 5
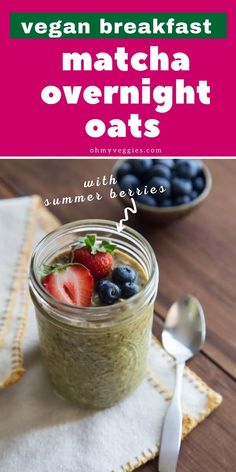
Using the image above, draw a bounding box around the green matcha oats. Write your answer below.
[29,220,158,409]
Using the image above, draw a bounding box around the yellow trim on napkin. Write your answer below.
[0,195,60,388]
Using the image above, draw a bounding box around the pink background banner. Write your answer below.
[0,0,235,157]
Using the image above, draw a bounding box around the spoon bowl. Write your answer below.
[162,294,206,363]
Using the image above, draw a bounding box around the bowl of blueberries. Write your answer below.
[113,159,212,225]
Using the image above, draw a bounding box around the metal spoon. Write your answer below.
[158,294,206,472]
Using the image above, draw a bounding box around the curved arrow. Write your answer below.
[116,198,137,232]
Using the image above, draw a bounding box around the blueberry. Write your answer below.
[96,278,107,292]
[192,159,203,173]
[146,164,172,180]
[121,282,140,299]
[158,198,173,207]
[112,266,136,284]
[193,176,205,192]
[175,160,202,179]
[190,190,199,201]
[98,281,121,305]
[131,159,153,176]
[156,159,175,169]
[135,194,156,207]
[174,195,191,205]
[119,174,141,192]
[172,177,192,196]
[117,163,132,180]
[147,177,171,198]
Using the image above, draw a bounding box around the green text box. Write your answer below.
[10,12,227,39]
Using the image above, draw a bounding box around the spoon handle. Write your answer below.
[158,362,185,472]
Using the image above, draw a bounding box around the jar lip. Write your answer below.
[29,219,159,322]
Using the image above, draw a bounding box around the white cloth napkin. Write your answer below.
[0,196,222,472]
[0,195,58,388]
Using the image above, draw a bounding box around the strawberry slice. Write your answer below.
[42,264,94,307]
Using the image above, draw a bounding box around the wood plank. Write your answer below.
[150,159,236,379]
[0,159,235,379]
[0,159,120,221]
[0,179,15,198]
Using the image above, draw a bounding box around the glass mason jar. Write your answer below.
[29,220,159,409]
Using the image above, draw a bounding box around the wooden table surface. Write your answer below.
[0,159,235,471]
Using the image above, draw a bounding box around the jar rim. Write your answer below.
[29,219,159,324]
